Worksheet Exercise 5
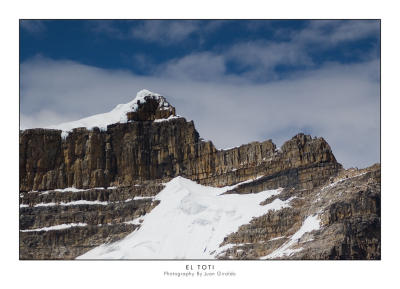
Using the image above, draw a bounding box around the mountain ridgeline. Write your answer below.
[19,90,380,260]
[19,101,340,192]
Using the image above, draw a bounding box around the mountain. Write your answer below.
[19,89,380,259]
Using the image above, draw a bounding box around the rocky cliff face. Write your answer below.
[19,122,341,192]
[217,164,380,260]
[19,90,379,260]
[19,184,161,259]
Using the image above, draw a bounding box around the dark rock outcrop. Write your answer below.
[126,94,175,121]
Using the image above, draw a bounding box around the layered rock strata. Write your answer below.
[19,90,378,260]
[19,122,341,192]
[216,164,380,260]
[19,184,162,259]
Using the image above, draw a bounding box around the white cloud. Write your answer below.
[223,20,379,80]
[130,20,199,44]
[300,20,380,45]
[89,20,227,45]
[88,21,126,39]
[20,56,380,169]
[226,41,313,80]
[20,109,77,130]
[156,52,226,81]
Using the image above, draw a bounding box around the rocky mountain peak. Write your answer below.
[126,89,176,121]
[43,89,177,136]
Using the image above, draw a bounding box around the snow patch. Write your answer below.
[38,186,117,195]
[34,202,57,207]
[77,176,290,259]
[123,216,144,225]
[261,214,321,259]
[125,196,154,202]
[223,175,266,192]
[153,115,182,122]
[38,187,88,195]
[267,236,286,242]
[45,89,171,136]
[27,197,153,208]
[20,223,87,232]
[33,200,109,207]
[60,200,109,206]
[321,172,368,191]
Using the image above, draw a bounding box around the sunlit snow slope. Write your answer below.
[77,176,291,259]
[46,89,175,136]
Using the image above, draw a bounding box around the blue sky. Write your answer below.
[20,20,380,168]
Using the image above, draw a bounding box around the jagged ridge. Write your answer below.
[20,90,341,192]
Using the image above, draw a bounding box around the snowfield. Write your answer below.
[77,176,291,259]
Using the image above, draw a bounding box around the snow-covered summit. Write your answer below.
[46,89,178,136]
[131,89,170,111]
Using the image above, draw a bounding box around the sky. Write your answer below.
[20,20,380,169]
